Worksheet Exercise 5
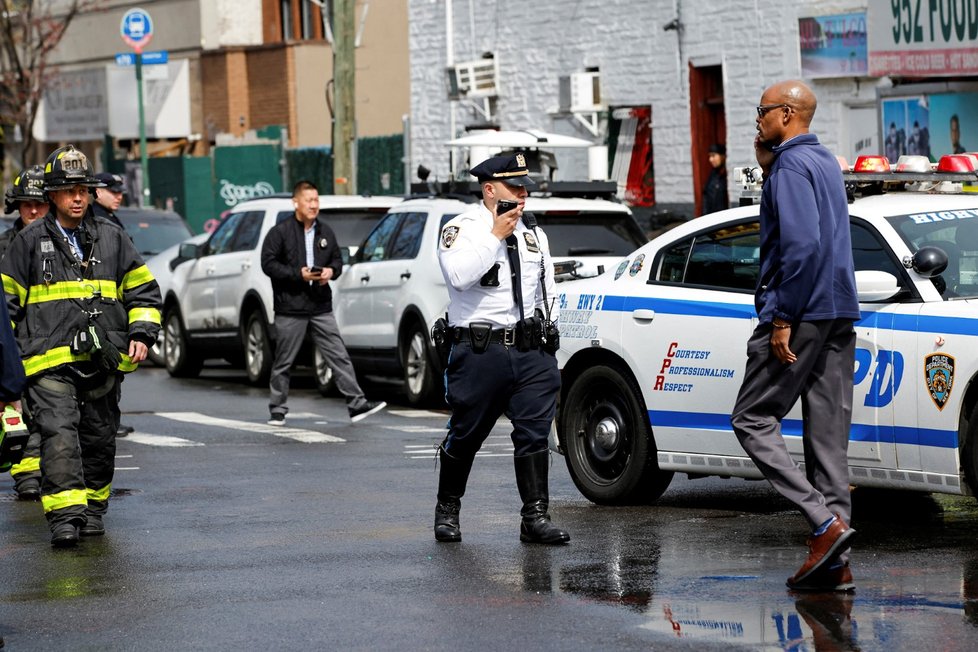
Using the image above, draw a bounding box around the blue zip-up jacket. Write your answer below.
[755,133,860,324]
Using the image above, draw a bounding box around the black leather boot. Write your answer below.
[515,450,570,545]
[434,446,474,542]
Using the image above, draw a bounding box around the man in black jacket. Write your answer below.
[260,180,385,426]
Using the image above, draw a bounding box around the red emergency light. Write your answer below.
[937,155,976,173]
[852,155,891,173]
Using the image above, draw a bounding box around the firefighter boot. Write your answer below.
[515,451,570,545]
[14,475,41,501]
[434,446,474,542]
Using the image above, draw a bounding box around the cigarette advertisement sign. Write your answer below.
[868,0,978,76]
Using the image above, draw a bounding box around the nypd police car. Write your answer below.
[553,154,978,505]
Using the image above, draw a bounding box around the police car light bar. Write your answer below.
[843,154,978,183]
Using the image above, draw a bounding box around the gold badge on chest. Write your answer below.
[522,231,539,253]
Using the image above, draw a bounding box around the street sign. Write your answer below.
[120,8,153,53]
[115,51,168,66]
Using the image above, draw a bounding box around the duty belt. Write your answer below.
[452,320,540,352]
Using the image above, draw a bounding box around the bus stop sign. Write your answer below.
[120,8,153,53]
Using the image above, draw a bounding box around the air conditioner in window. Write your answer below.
[558,71,603,113]
[447,56,499,100]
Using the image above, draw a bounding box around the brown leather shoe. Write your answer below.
[788,562,855,592]
[789,517,855,585]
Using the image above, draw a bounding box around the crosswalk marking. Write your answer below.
[383,425,447,434]
[124,433,205,447]
[155,412,345,443]
[388,409,449,418]
[403,435,513,459]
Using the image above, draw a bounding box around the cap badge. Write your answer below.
[516,153,526,168]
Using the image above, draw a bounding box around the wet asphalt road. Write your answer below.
[3,366,978,650]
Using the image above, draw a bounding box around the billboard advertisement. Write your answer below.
[799,13,868,78]
[879,85,978,162]
[868,1,978,76]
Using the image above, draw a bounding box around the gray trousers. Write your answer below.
[268,312,366,415]
[730,319,855,531]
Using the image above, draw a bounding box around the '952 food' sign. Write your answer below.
[869,1,978,76]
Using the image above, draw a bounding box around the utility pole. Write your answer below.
[332,0,356,194]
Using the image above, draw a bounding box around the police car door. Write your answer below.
[367,212,427,347]
[623,219,758,458]
[833,219,904,475]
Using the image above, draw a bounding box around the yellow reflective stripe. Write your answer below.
[42,488,88,513]
[2,273,26,304]
[24,346,91,376]
[129,307,161,325]
[10,456,41,476]
[122,265,154,291]
[26,279,118,304]
[86,484,111,503]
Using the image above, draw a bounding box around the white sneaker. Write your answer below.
[349,401,386,423]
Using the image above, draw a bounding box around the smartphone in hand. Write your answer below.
[309,266,323,274]
[496,199,518,215]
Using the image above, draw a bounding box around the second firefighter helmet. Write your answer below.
[43,145,104,192]
[4,164,45,213]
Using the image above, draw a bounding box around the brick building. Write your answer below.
[407,0,978,222]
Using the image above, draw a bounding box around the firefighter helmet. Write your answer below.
[43,145,104,191]
[4,165,46,213]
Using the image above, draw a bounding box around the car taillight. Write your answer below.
[936,155,977,172]
[894,155,932,173]
[853,155,891,173]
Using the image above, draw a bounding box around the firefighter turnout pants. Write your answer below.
[25,370,119,529]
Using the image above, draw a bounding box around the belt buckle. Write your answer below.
[503,328,516,347]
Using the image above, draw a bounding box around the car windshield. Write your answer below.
[320,209,389,247]
[118,211,194,257]
[886,211,978,299]
[534,212,647,258]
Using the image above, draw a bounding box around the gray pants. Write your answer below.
[268,312,366,415]
[730,319,855,531]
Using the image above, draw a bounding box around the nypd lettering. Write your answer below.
[441,225,460,249]
[925,353,955,411]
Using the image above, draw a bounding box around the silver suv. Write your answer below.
[332,194,646,405]
[161,193,401,385]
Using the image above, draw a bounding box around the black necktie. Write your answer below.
[505,234,524,321]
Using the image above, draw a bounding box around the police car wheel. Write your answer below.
[163,310,202,378]
[244,312,272,386]
[962,402,978,497]
[561,364,673,505]
[314,348,336,396]
[401,323,438,406]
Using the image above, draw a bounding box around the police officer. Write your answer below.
[92,172,126,230]
[1,165,48,499]
[1,145,162,547]
[434,152,568,545]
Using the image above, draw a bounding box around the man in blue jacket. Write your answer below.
[260,180,385,426]
[730,80,860,592]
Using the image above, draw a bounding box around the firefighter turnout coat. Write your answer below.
[1,211,162,377]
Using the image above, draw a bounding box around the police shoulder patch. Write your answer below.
[441,225,460,249]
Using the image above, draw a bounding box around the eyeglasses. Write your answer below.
[756,104,792,117]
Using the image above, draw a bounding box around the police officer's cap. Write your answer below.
[469,152,537,188]
[95,172,125,193]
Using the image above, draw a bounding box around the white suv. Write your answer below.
[161,193,401,384]
[332,193,646,405]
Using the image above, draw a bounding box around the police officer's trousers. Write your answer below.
[443,341,560,460]
[25,370,119,530]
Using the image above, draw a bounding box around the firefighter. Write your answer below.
[1,165,48,499]
[0,145,162,547]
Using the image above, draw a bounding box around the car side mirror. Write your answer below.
[910,246,949,278]
[855,270,901,302]
[179,242,203,260]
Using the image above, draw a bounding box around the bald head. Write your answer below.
[767,80,816,126]
[756,79,817,146]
